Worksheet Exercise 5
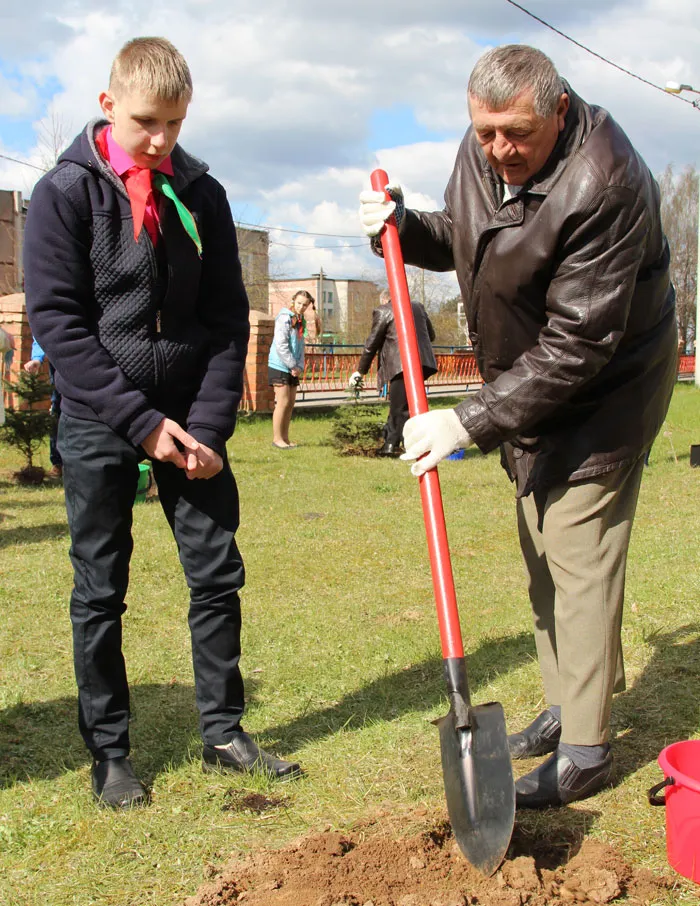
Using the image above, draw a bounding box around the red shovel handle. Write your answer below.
[371,169,464,660]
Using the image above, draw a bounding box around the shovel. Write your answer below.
[370,169,515,877]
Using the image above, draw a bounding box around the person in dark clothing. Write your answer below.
[350,289,437,456]
[360,45,677,809]
[24,37,302,809]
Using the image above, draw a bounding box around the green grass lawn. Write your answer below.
[1,386,699,906]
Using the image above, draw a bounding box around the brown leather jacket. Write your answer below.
[357,301,437,389]
[396,86,678,496]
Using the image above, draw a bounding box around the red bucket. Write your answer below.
[648,740,700,883]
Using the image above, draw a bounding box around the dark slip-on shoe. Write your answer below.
[202,730,303,780]
[508,708,562,760]
[91,757,149,809]
[515,749,614,809]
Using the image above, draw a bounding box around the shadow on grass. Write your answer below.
[0,522,70,549]
[0,633,534,791]
[0,680,261,789]
[5,627,693,795]
[612,622,700,782]
[509,812,601,868]
[1,496,64,513]
[263,631,535,752]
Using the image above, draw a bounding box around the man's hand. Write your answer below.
[24,359,42,375]
[291,367,301,377]
[401,409,472,477]
[348,370,363,389]
[185,443,223,480]
[358,182,404,237]
[142,418,199,469]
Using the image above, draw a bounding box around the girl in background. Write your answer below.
[268,290,318,448]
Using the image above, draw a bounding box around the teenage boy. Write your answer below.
[24,36,302,808]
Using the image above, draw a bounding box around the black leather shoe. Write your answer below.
[508,709,562,760]
[91,757,148,809]
[379,441,399,457]
[202,731,303,780]
[515,749,614,809]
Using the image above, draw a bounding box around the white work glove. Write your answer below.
[358,182,405,237]
[401,410,472,477]
[348,371,363,389]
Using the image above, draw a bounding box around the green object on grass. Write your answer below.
[135,462,151,503]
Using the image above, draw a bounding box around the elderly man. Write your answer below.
[359,44,677,808]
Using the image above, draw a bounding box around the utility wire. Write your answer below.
[236,219,362,238]
[0,152,48,172]
[504,0,699,109]
[0,154,368,240]
[270,239,366,249]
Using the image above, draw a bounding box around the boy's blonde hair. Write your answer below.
[109,37,193,103]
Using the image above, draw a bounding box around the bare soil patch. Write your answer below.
[186,817,672,906]
[222,791,290,814]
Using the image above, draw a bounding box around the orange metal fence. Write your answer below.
[299,348,483,397]
[678,355,695,379]
[295,350,697,402]
[301,351,378,392]
[429,352,482,385]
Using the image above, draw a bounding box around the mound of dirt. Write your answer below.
[185,819,671,906]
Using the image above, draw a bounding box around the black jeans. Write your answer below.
[58,414,245,761]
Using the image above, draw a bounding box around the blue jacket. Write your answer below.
[268,308,305,373]
[30,337,45,363]
[23,119,250,456]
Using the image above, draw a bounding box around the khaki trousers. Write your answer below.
[516,457,645,745]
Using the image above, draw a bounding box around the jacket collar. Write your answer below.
[58,119,209,196]
[523,83,592,196]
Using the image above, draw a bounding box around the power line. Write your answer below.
[0,153,369,241]
[236,219,363,239]
[270,239,366,250]
[0,152,369,242]
[0,152,47,172]
[504,0,699,109]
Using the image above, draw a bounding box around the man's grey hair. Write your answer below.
[468,45,564,117]
[379,289,392,305]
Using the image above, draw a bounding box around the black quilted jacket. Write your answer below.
[23,120,250,456]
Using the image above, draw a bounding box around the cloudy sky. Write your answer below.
[1,0,699,295]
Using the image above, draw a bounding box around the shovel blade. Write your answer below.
[436,700,515,876]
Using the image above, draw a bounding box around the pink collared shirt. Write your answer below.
[103,126,175,246]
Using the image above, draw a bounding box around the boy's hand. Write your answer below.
[24,359,42,374]
[142,418,199,469]
[185,443,223,480]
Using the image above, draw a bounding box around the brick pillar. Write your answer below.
[241,309,275,412]
[0,292,44,409]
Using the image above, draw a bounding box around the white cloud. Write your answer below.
[0,74,35,117]
[0,0,698,287]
